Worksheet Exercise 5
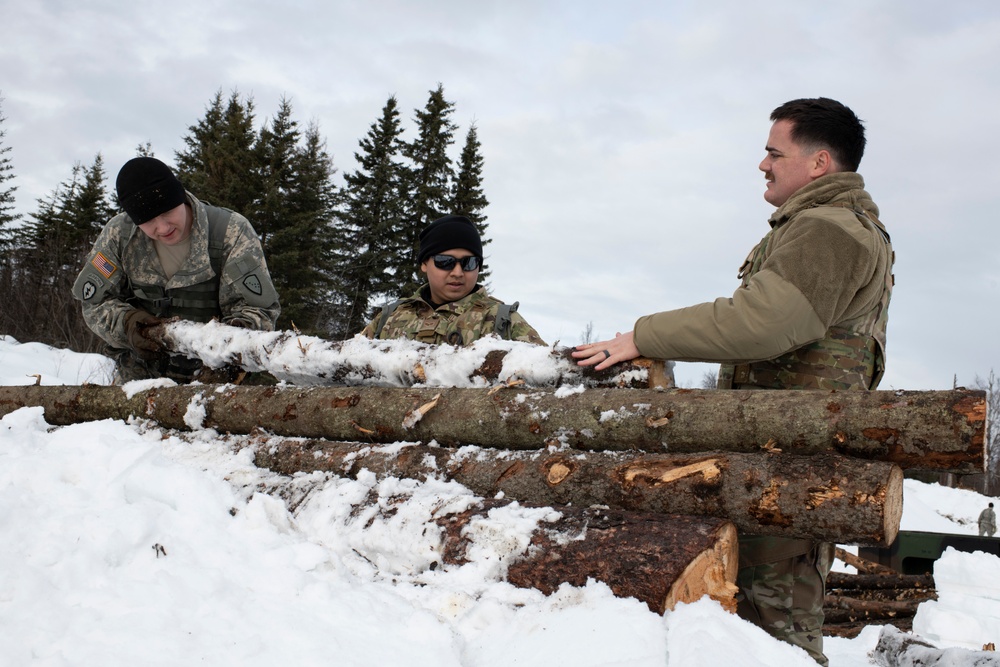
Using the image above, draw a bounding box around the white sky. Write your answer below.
[1,0,999,390]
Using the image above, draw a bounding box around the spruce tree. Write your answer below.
[396,84,457,295]
[255,102,339,333]
[0,97,20,252]
[451,123,491,282]
[175,90,259,217]
[330,95,408,337]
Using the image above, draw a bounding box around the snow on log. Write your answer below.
[0,384,985,472]
[147,320,673,389]
[871,625,1000,666]
[253,439,903,545]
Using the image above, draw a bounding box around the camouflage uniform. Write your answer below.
[72,192,280,382]
[979,507,996,537]
[362,284,546,346]
[632,173,894,665]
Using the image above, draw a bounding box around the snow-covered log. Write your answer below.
[147,320,673,389]
[871,625,1000,666]
[254,439,903,545]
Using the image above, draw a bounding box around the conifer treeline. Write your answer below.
[0,85,489,351]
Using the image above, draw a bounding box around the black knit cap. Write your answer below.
[115,157,187,225]
[417,215,483,263]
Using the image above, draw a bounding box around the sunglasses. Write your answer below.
[432,254,481,272]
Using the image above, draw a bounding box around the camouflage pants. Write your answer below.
[736,542,835,665]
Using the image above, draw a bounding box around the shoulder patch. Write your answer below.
[243,274,263,296]
[91,252,117,279]
[81,279,98,301]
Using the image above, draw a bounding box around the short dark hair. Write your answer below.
[770,98,866,172]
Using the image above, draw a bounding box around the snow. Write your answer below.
[1,333,999,666]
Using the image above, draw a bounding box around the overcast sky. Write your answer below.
[2,0,998,390]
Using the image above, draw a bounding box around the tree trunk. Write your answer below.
[438,500,739,615]
[253,439,903,545]
[0,384,984,472]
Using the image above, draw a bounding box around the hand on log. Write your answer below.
[2,384,984,473]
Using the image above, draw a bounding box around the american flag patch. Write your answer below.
[91,252,117,279]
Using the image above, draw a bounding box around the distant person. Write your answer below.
[72,157,279,383]
[573,98,893,665]
[363,215,545,345]
[979,503,996,537]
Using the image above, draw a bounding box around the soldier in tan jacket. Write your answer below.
[574,98,893,665]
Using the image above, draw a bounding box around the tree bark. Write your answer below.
[253,439,903,545]
[438,500,739,615]
[0,384,984,472]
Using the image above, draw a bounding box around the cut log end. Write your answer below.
[661,521,739,613]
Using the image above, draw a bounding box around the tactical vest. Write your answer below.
[373,296,518,345]
[127,205,230,321]
[719,204,894,391]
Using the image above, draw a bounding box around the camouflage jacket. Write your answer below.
[361,285,546,346]
[633,172,893,391]
[72,192,280,350]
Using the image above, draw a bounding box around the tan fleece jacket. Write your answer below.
[634,173,889,363]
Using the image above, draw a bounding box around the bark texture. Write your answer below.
[254,439,903,545]
[438,500,738,615]
[871,625,1000,666]
[0,385,985,472]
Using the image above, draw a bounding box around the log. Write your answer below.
[871,625,1000,666]
[825,594,925,617]
[827,572,935,590]
[0,384,984,472]
[438,500,739,614]
[253,439,903,545]
[147,319,673,389]
[835,547,898,575]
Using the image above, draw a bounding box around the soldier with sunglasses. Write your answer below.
[363,215,545,346]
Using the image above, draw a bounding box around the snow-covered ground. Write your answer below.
[1,334,997,666]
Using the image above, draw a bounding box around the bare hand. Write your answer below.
[571,331,640,371]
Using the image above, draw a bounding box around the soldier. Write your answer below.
[72,157,280,383]
[573,98,893,665]
[362,214,545,346]
[979,503,996,537]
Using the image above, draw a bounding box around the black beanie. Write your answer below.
[417,215,483,263]
[115,157,187,224]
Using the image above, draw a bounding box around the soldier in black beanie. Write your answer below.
[72,156,280,383]
[363,214,545,346]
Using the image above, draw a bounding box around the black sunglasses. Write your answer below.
[432,254,481,272]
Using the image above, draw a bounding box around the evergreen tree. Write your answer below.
[330,95,409,337]
[0,97,20,252]
[175,90,259,217]
[396,84,457,295]
[255,102,339,333]
[451,123,491,282]
[3,155,114,350]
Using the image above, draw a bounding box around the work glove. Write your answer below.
[225,318,254,329]
[124,309,165,360]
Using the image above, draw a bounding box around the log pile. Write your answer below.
[823,549,937,638]
[0,327,987,617]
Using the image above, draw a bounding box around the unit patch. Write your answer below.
[91,252,117,279]
[243,274,263,295]
[81,280,97,301]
